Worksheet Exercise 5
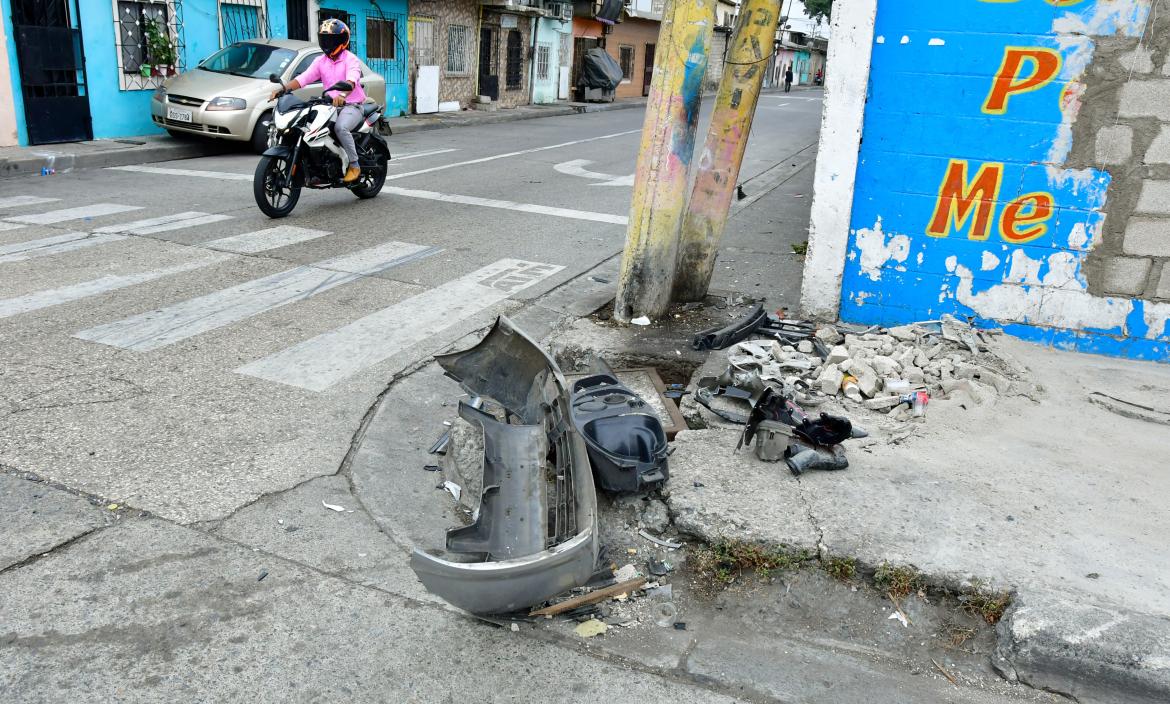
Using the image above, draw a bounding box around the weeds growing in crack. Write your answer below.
[823,556,856,582]
[873,562,926,600]
[690,538,815,590]
[959,585,1012,624]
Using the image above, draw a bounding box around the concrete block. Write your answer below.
[1117,80,1170,118]
[817,363,843,395]
[815,326,843,346]
[1095,125,1134,165]
[1147,126,1170,164]
[1102,257,1152,295]
[1119,47,1155,74]
[870,354,900,376]
[1157,266,1170,299]
[826,345,849,365]
[1123,218,1170,257]
[1136,181,1170,215]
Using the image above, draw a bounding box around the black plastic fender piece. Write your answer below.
[569,357,669,494]
[691,303,767,351]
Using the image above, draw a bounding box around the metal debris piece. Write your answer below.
[530,577,647,617]
[638,529,683,549]
[692,303,767,351]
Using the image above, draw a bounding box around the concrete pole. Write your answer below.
[613,0,715,323]
[671,0,782,303]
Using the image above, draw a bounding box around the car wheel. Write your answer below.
[250,111,273,154]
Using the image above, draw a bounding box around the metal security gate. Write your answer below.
[286,0,309,40]
[11,0,92,144]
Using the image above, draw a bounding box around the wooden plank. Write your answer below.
[528,577,647,617]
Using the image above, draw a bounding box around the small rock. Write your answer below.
[879,342,895,356]
[818,363,844,395]
[797,340,814,354]
[903,366,925,383]
[639,499,671,534]
[837,359,853,374]
[826,345,850,365]
[614,564,639,582]
[815,326,844,346]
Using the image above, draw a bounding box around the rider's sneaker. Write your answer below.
[343,166,361,183]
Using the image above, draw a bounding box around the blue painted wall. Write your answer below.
[317,0,409,115]
[843,0,1168,361]
[2,0,289,144]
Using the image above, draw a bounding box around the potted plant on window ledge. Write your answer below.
[141,18,178,78]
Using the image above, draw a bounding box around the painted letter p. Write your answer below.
[982,47,1062,115]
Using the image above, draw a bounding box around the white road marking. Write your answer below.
[0,232,127,263]
[107,165,252,181]
[0,222,26,232]
[4,203,143,225]
[383,186,628,225]
[204,226,330,254]
[392,148,459,161]
[0,256,229,319]
[0,196,60,210]
[760,103,791,110]
[385,129,642,181]
[74,241,441,352]
[553,159,634,187]
[94,212,228,235]
[131,214,234,235]
[235,258,564,391]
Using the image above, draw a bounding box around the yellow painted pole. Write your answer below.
[613,0,715,323]
[672,0,782,302]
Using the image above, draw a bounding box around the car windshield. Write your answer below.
[199,43,296,79]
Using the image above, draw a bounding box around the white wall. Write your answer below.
[799,0,876,320]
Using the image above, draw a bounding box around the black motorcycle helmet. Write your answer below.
[318,18,350,59]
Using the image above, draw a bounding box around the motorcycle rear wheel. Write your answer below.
[349,153,387,199]
[254,155,301,218]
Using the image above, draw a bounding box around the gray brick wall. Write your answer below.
[408,0,481,109]
[1067,8,1170,303]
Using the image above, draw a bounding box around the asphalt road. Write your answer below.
[0,91,824,524]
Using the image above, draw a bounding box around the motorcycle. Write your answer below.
[254,73,391,218]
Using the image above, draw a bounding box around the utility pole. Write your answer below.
[613,0,715,323]
[672,0,783,302]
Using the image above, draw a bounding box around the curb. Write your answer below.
[389,99,646,135]
[0,140,232,181]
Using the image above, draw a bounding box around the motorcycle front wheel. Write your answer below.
[254,155,301,218]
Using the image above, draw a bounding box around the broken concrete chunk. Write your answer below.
[864,395,905,410]
[979,369,1012,394]
[870,355,901,377]
[886,324,922,342]
[844,334,882,350]
[925,343,945,360]
[639,499,671,534]
[904,366,925,384]
[797,340,814,354]
[770,341,786,362]
[879,342,896,356]
[815,326,844,346]
[827,345,850,365]
[818,363,844,395]
[914,350,930,369]
[837,359,853,374]
[851,360,880,398]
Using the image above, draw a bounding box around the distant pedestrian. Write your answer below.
[784,66,794,93]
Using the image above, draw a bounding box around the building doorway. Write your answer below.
[10,0,92,144]
[478,27,499,100]
[642,43,655,97]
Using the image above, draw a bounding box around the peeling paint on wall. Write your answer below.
[840,0,1167,361]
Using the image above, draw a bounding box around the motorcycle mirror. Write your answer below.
[268,73,282,84]
[328,81,354,92]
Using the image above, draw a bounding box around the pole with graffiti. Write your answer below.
[613,0,715,323]
[673,0,783,302]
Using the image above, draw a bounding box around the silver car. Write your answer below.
[151,38,387,153]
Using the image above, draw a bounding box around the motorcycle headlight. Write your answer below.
[206,96,247,111]
[152,86,166,103]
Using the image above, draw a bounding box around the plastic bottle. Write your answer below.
[841,374,863,402]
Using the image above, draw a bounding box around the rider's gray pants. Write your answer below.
[333,104,362,167]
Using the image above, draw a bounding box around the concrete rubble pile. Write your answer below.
[725,314,1028,422]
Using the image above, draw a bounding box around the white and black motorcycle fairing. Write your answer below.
[253,77,391,218]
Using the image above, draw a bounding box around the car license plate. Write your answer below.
[166,106,193,123]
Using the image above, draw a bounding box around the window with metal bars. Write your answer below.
[366,17,396,60]
[219,0,268,46]
[447,24,471,75]
[619,45,634,81]
[536,43,551,81]
[116,1,171,74]
[505,29,522,90]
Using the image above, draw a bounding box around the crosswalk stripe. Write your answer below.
[4,203,143,225]
[0,196,60,210]
[204,226,330,254]
[0,222,26,232]
[0,232,127,263]
[0,256,230,319]
[93,212,221,234]
[382,186,629,225]
[108,165,252,181]
[74,240,441,352]
[235,258,564,392]
[131,213,234,235]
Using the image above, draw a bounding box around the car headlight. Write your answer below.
[206,96,247,111]
[152,86,166,103]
